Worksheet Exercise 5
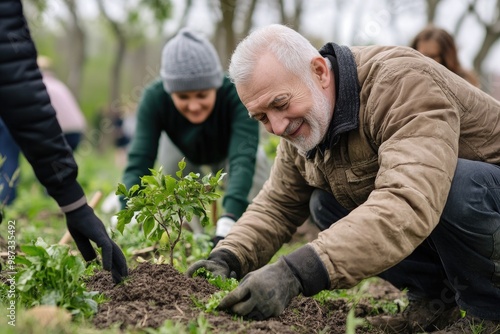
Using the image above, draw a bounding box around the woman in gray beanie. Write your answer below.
[121,28,271,245]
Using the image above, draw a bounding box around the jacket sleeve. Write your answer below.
[222,88,260,219]
[217,141,315,276]
[0,0,85,212]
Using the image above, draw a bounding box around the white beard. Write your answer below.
[287,87,333,155]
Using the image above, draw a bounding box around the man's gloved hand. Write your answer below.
[65,204,128,284]
[218,244,331,320]
[218,258,302,320]
[186,258,232,279]
[186,249,241,279]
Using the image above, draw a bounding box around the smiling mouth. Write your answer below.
[286,121,303,138]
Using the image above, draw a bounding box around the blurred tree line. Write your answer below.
[22,0,500,148]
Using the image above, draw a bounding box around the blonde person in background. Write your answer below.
[411,25,481,88]
[37,56,86,151]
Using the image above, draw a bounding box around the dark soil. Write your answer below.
[86,261,404,333]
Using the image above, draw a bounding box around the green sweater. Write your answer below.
[123,77,260,219]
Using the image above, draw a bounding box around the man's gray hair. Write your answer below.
[229,24,321,88]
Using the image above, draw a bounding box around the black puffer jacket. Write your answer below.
[0,0,85,211]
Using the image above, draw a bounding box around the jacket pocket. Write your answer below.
[345,157,379,205]
[345,157,379,182]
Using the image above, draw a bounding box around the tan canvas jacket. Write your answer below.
[217,44,500,289]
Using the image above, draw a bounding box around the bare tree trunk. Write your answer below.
[242,0,258,37]
[212,0,259,69]
[63,0,85,101]
[96,0,127,113]
[426,0,441,23]
[221,0,236,68]
[473,27,500,79]
[277,0,304,31]
[470,0,500,83]
[169,0,194,39]
[453,0,477,36]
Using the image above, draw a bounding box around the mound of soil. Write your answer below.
[87,262,403,333]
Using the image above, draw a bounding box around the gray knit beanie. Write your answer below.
[160,28,223,93]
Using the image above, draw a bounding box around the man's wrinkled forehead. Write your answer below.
[235,53,289,111]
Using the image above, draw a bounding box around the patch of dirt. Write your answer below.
[87,262,404,333]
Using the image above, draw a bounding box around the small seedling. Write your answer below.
[116,159,225,266]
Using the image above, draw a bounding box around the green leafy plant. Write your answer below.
[144,313,213,334]
[190,268,239,313]
[11,238,101,318]
[116,159,225,266]
[345,308,366,334]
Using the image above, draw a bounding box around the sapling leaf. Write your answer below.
[200,215,210,227]
[143,216,156,239]
[178,158,186,173]
[116,183,127,196]
[117,209,135,234]
[164,175,176,194]
[129,184,140,196]
[141,175,158,187]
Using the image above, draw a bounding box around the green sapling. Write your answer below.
[116,158,225,266]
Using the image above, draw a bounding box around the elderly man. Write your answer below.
[187,24,500,333]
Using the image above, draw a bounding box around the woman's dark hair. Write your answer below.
[411,25,479,87]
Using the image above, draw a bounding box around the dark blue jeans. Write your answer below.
[309,158,500,321]
[0,119,20,206]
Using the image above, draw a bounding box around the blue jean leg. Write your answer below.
[63,132,82,151]
[0,120,21,205]
[430,159,500,320]
[309,188,350,231]
[310,188,458,309]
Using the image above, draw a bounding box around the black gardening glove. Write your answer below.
[218,244,330,320]
[186,249,241,279]
[65,204,128,284]
[217,258,301,320]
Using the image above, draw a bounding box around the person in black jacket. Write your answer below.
[0,0,128,283]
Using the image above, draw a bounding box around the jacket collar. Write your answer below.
[306,43,360,159]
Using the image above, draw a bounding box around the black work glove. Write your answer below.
[218,244,330,320]
[186,249,241,279]
[65,204,128,284]
[218,258,301,320]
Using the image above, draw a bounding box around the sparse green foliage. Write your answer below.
[192,291,228,314]
[345,308,365,334]
[195,268,239,292]
[8,238,101,318]
[192,268,239,313]
[144,313,213,334]
[190,268,238,313]
[116,158,225,266]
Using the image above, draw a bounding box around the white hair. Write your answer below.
[229,24,321,89]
